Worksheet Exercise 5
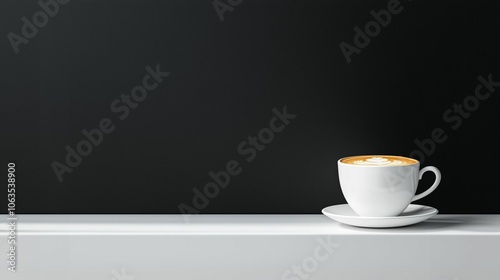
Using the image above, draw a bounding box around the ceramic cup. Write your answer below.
[338,155,441,217]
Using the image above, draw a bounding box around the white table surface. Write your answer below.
[1,214,499,280]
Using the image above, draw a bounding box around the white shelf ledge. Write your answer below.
[2,214,499,235]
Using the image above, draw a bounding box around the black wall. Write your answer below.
[1,0,499,214]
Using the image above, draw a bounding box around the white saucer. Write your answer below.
[322,204,438,228]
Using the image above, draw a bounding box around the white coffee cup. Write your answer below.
[338,155,441,217]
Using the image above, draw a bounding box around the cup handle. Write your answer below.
[411,166,441,202]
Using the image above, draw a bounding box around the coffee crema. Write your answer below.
[340,155,417,166]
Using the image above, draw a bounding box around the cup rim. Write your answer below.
[338,155,419,167]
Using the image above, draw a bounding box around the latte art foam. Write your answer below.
[353,157,404,166]
[341,155,417,166]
